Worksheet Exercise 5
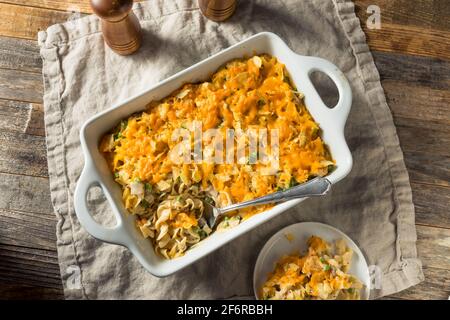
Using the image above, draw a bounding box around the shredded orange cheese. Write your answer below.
[101,54,334,220]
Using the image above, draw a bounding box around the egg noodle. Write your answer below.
[100,54,334,259]
[262,236,363,300]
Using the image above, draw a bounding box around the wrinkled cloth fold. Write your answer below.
[38,0,423,299]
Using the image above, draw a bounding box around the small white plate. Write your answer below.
[253,222,371,300]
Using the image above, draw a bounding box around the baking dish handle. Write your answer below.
[297,56,352,128]
[74,161,127,246]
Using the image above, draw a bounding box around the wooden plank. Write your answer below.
[374,51,450,91]
[0,0,144,14]
[0,0,94,13]
[0,249,59,271]
[383,81,450,124]
[0,282,63,299]
[361,23,450,60]
[0,0,144,13]
[0,261,61,287]
[375,52,450,192]
[355,0,450,32]
[412,183,450,229]
[388,266,450,300]
[0,2,72,40]
[416,225,450,270]
[0,36,41,73]
[372,52,450,191]
[0,243,63,297]
[0,129,48,177]
[355,1,450,60]
[0,172,53,214]
[0,269,61,288]
[396,120,450,213]
[0,172,56,299]
[405,152,450,188]
[25,103,45,136]
[395,117,450,157]
[0,96,48,179]
[375,224,450,299]
[0,35,45,134]
[0,100,45,136]
[0,243,59,269]
[0,99,47,177]
[363,23,450,60]
[0,36,46,141]
[0,208,56,250]
[0,68,43,103]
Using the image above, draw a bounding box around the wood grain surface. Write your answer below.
[0,0,448,300]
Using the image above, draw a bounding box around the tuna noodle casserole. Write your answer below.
[100,54,334,259]
[262,236,363,300]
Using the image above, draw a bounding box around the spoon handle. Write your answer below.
[219,177,331,214]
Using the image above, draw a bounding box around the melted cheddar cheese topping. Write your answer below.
[101,54,334,218]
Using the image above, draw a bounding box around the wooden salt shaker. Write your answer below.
[199,0,237,22]
[90,0,142,55]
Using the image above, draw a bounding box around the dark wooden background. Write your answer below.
[0,0,448,299]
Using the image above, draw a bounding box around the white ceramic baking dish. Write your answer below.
[74,32,353,277]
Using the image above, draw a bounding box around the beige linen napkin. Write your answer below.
[38,0,423,299]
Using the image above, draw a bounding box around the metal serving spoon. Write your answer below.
[204,177,332,228]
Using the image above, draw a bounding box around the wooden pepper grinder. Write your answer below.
[91,0,142,55]
[199,0,237,22]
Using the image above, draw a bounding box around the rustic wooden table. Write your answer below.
[0,0,448,300]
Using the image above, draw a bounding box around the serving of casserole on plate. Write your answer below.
[74,32,353,276]
[253,222,370,300]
